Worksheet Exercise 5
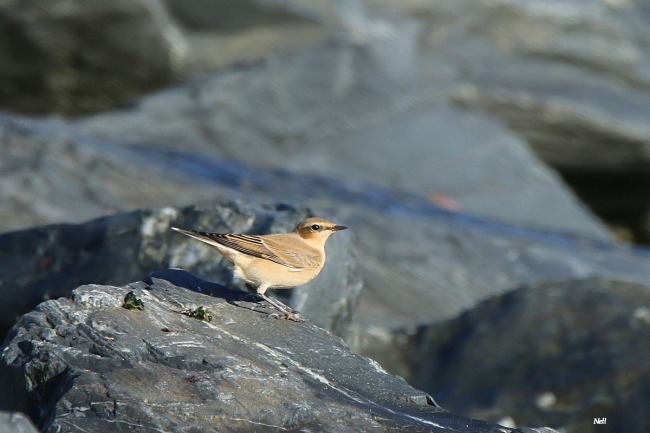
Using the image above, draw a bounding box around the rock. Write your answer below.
[1,111,632,344]
[164,0,323,32]
[385,278,650,432]
[0,0,186,115]
[512,429,560,433]
[0,114,234,232]
[163,0,329,74]
[408,0,650,238]
[437,0,650,173]
[0,0,330,115]
[0,277,538,433]
[0,411,39,433]
[0,202,360,345]
[76,38,610,240]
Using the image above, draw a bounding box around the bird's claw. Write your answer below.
[266,311,308,322]
[285,312,309,322]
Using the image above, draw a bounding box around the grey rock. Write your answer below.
[6,0,650,175]
[512,429,560,433]
[406,0,650,228]
[0,412,39,433]
[0,0,186,115]
[0,114,230,232]
[524,430,563,433]
[389,278,650,433]
[0,202,360,345]
[163,0,330,74]
[434,0,650,173]
[76,35,610,240]
[0,0,333,115]
[0,278,514,433]
[164,0,322,32]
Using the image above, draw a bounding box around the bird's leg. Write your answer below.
[255,292,307,323]
[256,292,292,314]
[244,284,306,322]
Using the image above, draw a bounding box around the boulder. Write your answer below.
[0,0,186,115]
[0,277,547,433]
[164,0,323,31]
[379,278,650,432]
[76,39,610,240]
[0,114,231,232]
[410,0,650,235]
[0,411,38,433]
[0,0,330,115]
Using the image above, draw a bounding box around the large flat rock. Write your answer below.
[0,411,38,433]
[0,277,525,433]
[375,278,650,432]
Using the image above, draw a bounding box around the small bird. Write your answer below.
[172,217,348,321]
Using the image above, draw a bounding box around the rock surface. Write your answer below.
[0,411,39,433]
[377,278,650,433]
[0,113,615,342]
[0,0,330,115]
[0,276,527,433]
[76,41,609,240]
[0,0,186,115]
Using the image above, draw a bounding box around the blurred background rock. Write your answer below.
[2,0,650,432]
[2,0,650,242]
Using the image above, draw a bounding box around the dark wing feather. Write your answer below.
[192,232,306,269]
[176,229,321,269]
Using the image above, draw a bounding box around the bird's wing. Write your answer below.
[173,228,321,269]
[261,235,322,270]
[188,231,321,269]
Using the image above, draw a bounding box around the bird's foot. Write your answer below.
[284,311,309,322]
[267,311,308,322]
[255,292,308,322]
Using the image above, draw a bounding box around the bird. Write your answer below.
[171,217,348,321]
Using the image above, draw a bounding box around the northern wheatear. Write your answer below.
[172,218,348,321]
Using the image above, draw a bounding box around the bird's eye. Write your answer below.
[310,224,321,231]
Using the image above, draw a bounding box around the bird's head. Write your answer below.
[294,217,348,244]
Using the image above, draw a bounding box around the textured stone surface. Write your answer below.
[0,0,186,115]
[76,42,609,240]
[382,278,650,433]
[4,161,650,347]
[0,0,330,115]
[3,157,650,349]
[0,114,230,231]
[0,411,39,433]
[0,278,525,433]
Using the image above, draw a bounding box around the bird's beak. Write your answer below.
[332,225,348,231]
